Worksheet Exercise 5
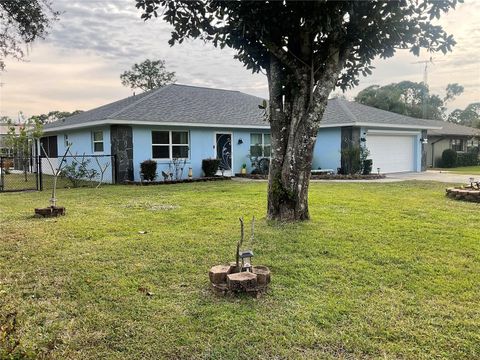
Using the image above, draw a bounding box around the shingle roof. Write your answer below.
[426,120,480,137]
[322,98,440,129]
[44,84,440,131]
[45,84,268,130]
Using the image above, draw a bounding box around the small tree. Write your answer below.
[4,116,43,181]
[120,59,175,92]
[40,144,70,207]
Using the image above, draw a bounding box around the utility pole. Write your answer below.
[411,57,433,118]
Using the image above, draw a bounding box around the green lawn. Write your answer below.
[437,166,480,175]
[0,181,478,359]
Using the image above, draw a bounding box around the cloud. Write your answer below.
[0,0,478,118]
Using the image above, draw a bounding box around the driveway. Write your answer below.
[386,170,476,184]
[310,170,476,183]
[234,170,476,184]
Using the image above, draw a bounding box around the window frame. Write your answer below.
[250,133,271,158]
[451,138,465,152]
[151,130,190,160]
[92,130,104,153]
[466,138,479,152]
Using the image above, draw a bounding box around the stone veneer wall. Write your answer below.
[110,125,134,182]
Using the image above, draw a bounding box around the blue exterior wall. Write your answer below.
[56,126,111,157]
[131,126,271,181]
[312,128,342,171]
[47,125,343,180]
[45,123,424,181]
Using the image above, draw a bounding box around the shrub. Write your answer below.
[60,158,98,187]
[362,159,373,175]
[140,160,157,181]
[202,158,220,177]
[457,151,479,167]
[441,149,457,168]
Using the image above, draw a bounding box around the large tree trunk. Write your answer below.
[266,55,342,222]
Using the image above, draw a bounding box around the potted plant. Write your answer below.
[241,163,247,175]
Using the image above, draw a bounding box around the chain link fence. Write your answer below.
[0,155,116,192]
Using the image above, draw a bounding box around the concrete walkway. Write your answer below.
[233,170,477,184]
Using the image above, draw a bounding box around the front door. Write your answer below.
[215,133,232,175]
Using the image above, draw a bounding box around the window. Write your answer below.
[92,131,104,152]
[466,139,479,152]
[0,147,12,156]
[152,130,189,159]
[250,133,271,157]
[40,136,58,157]
[451,138,464,152]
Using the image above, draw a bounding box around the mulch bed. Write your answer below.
[123,176,231,186]
[311,174,386,180]
[235,173,386,180]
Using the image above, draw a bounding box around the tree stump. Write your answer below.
[227,272,257,292]
[252,266,271,286]
[34,206,66,218]
[208,265,231,285]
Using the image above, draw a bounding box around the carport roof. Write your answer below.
[44,84,441,132]
[426,120,480,137]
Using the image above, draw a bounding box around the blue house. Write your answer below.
[43,84,439,182]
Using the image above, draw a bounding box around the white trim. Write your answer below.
[92,130,104,153]
[319,122,441,130]
[151,129,190,160]
[43,119,442,134]
[214,131,233,175]
[366,129,421,136]
[44,119,270,133]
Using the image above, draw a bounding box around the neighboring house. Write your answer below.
[426,121,480,167]
[42,84,440,182]
[0,123,21,156]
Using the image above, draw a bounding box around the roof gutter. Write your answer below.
[43,119,442,134]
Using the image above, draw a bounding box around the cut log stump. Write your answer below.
[34,206,66,218]
[252,266,271,286]
[208,265,231,285]
[227,272,257,292]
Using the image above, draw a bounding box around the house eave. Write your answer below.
[43,119,271,133]
[43,119,442,134]
[318,122,442,130]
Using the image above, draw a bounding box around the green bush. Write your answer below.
[441,149,457,168]
[140,160,157,181]
[457,150,479,167]
[202,158,220,177]
[60,158,98,187]
[362,159,373,175]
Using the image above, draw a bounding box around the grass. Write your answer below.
[435,166,480,175]
[0,181,479,359]
[0,172,104,192]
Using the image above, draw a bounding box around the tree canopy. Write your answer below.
[0,0,58,70]
[137,1,458,90]
[29,110,84,124]
[120,59,176,92]
[448,102,480,128]
[355,81,463,120]
[136,0,460,221]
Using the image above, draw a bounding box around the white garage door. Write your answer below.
[367,134,415,173]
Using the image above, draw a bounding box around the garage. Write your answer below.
[367,133,416,173]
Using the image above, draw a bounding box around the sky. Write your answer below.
[0,0,479,120]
